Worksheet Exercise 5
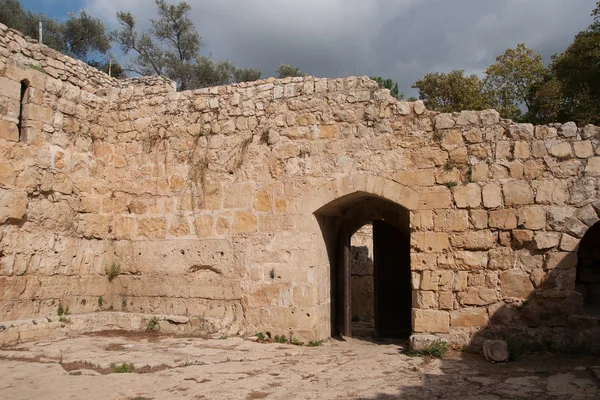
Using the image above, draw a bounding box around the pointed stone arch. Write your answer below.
[313,175,417,338]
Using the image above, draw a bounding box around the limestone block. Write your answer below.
[394,169,435,187]
[513,141,530,159]
[573,140,594,158]
[488,209,517,230]
[438,291,453,310]
[169,216,190,236]
[194,215,213,237]
[417,187,452,209]
[450,307,488,327]
[436,168,460,185]
[441,129,464,150]
[585,157,600,176]
[412,232,449,253]
[232,212,257,234]
[559,234,579,252]
[582,124,600,139]
[0,76,20,99]
[458,288,498,306]
[464,127,483,143]
[453,183,481,209]
[575,204,599,227]
[114,217,135,240]
[409,334,449,351]
[483,340,509,363]
[433,210,469,232]
[512,229,534,249]
[481,183,501,209]
[559,122,577,137]
[508,123,534,140]
[533,232,560,250]
[78,214,112,239]
[413,100,426,115]
[137,217,167,239]
[500,270,534,299]
[495,141,511,160]
[509,161,524,179]
[488,248,516,270]
[503,181,533,206]
[549,143,572,159]
[22,104,53,124]
[479,110,500,126]
[450,230,494,250]
[0,189,27,223]
[545,252,577,270]
[411,253,438,271]
[412,290,436,309]
[531,140,547,158]
[453,251,488,270]
[456,110,480,126]
[533,179,568,205]
[411,210,434,230]
[0,120,19,141]
[253,189,272,212]
[535,126,557,139]
[517,206,546,230]
[0,160,16,188]
[469,210,489,229]
[471,164,488,181]
[412,309,449,333]
[223,183,253,208]
[434,113,455,130]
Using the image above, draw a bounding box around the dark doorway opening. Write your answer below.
[576,221,600,316]
[315,192,412,339]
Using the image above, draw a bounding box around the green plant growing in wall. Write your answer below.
[107,262,121,282]
[111,362,134,373]
[146,317,160,332]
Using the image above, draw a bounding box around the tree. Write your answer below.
[276,64,306,78]
[370,77,403,99]
[62,11,111,60]
[113,0,261,90]
[542,2,600,125]
[412,70,492,113]
[484,43,546,121]
[0,1,112,73]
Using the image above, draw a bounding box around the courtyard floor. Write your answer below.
[0,331,599,399]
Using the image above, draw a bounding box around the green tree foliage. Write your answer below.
[113,0,261,90]
[370,77,403,99]
[484,43,546,121]
[276,64,306,78]
[0,1,113,73]
[537,2,600,125]
[412,70,492,113]
[0,0,64,52]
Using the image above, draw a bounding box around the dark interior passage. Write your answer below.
[577,221,600,315]
[315,192,412,339]
[373,220,412,338]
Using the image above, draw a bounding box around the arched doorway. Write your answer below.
[576,221,600,315]
[315,192,412,338]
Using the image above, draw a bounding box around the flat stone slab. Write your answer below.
[0,333,598,399]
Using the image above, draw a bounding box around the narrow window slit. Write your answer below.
[17,79,30,142]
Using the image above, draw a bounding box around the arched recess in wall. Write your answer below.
[17,79,30,141]
[315,190,412,339]
[576,221,600,315]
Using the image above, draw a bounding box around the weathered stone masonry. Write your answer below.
[1,24,600,350]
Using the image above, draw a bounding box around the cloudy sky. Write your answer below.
[21,0,598,95]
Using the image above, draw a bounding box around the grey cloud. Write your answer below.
[86,0,597,96]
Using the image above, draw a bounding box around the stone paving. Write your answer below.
[0,332,598,399]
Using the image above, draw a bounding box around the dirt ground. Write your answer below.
[0,332,599,400]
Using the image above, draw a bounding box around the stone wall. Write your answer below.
[351,224,374,322]
[1,25,600,351]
